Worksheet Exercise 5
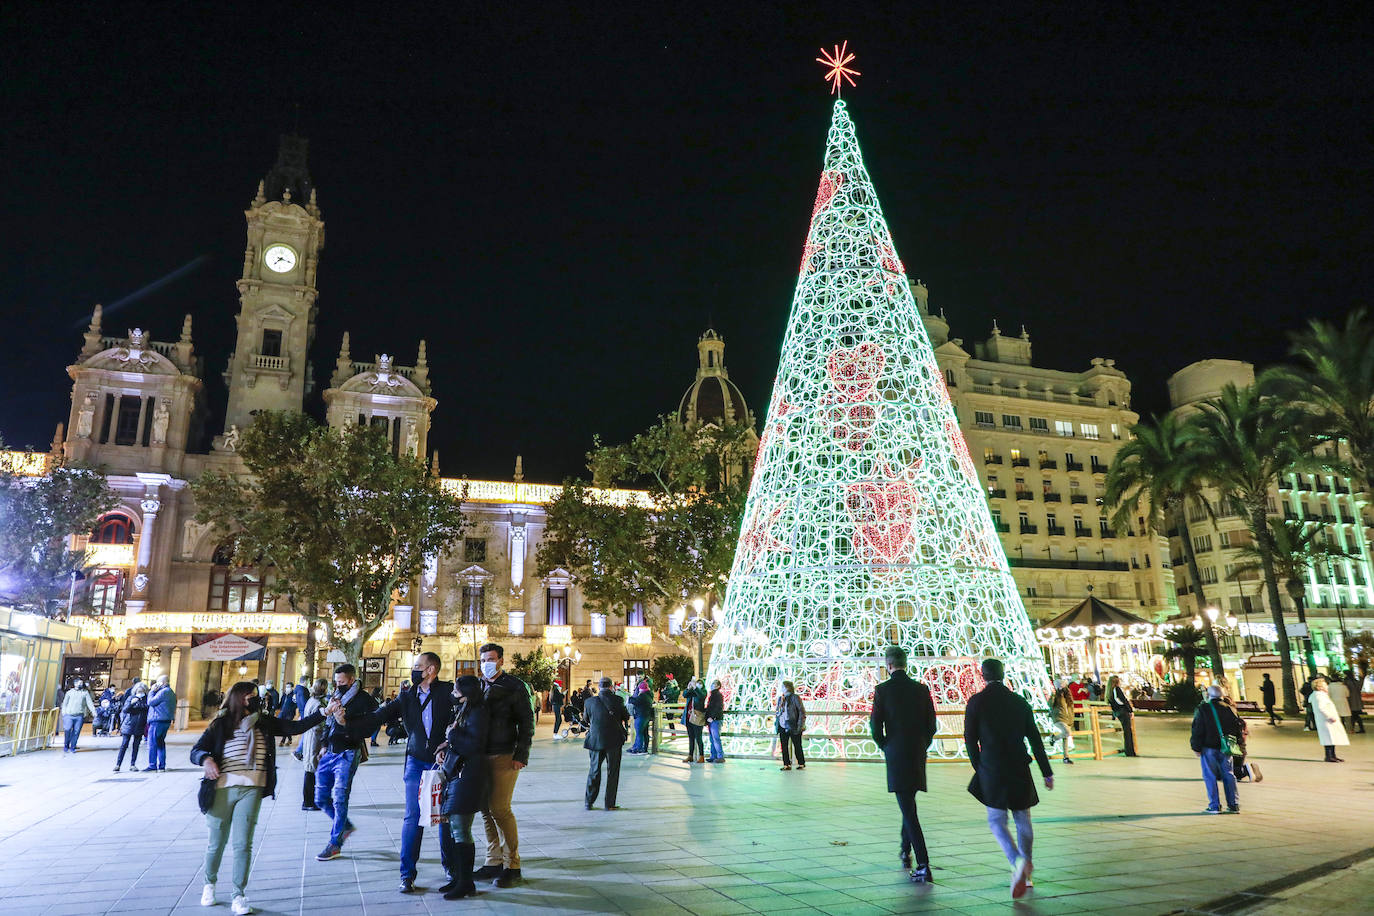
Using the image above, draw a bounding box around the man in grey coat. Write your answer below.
[583,677,630,810]
[870,645,938,884]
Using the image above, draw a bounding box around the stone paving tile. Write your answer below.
[4,715,1374,913]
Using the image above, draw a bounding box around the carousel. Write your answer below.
[1034,591,1168,685]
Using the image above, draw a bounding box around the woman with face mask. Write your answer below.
[114,683,149,772]
[296,678,330,810]
[438,675,491,899]
[190,681,326,915]
[680,676,707,764]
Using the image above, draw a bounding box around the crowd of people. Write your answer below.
[43,650,1370,911]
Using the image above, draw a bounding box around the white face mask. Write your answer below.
[481,661,499,679]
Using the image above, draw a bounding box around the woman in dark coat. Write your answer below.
[114,683,149,772]
[680,677,707,763]
[438,675,490,900]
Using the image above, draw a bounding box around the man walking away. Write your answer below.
[475,643,534,888]
[314,663,379,861]
[60,678,96,753]
[870,645,939,885]
[627,682,653,754]
[277,681,298,746]
[353,652,458,893]
[551,680,565,736]
[1261,673,1281,726]
[1190,684,1242,814]
[1344,672,1365,733]
[146,674,176,771]
[584,677,630,810]
[964,659,1054,899]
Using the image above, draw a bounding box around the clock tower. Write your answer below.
[220,135,325,441]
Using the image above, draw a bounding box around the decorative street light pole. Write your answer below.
[677,597,721,679]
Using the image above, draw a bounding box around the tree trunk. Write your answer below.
[303,601,318,681]
[1252,506,1300,714]
[1178,508,1226,680]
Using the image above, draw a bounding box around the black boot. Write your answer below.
[445,843,477,900]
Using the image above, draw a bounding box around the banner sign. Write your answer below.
[191,633,268,661]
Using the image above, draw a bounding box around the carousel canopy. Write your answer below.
[1035,594,1168,643]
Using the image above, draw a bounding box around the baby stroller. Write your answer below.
[93,698,115,736]
[556,703,587,740]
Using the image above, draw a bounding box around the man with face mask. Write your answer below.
[473,643,534,888]
[60,677,97,753]
[314,663,379,862]
[146,674,177,771]
[353,651,458,893]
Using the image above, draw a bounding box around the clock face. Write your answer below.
[264,245,297,273]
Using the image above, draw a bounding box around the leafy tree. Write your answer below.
[1265,309,1374,492]
[1229,518,1353,679]
[651,653,695,690]
[1105,413,1225,678]
[1187,384,1316,715]
[536,416,754,626]
[1162,625,1210,687]
[0,450,118,618]
[1345,629,1374,681]
[192,412,468,666]
[510,646,556,693]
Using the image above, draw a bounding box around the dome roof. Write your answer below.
[678,329,754,427]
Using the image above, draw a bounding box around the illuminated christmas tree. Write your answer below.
[707,96,1053,760]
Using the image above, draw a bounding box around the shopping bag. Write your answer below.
[419,768,443,828]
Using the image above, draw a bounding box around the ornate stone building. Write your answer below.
[44,137,686,725]
[918,281,1178,624]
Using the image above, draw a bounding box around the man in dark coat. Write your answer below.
[353,652,459,893]
[964,658,1053,900]
[1190,684,1242,814]
[277,680,298,747]
[583,676,631,810]
[550,680,564,735]
[1260,673,1280,725]
[870,645,938,884]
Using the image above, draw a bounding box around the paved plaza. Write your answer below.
[0,714,1371,915]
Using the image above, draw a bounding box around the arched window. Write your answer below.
[208,540,277,613]
[89,569,125,615]
[91,513,135,544]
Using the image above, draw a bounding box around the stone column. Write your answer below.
[172,646,192,731]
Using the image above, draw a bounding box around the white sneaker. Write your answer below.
[200,884,215,906]
[231,895,252,915]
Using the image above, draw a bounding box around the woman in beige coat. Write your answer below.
[1309,677,1350,763]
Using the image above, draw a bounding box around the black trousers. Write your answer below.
[586,746,622,808]
[1264,702,1280,724]
[894,791,930,866]
[303,770,317,808]
[777,727,805,766]
[1350,710,1365,733]
[553,706,562,734]
[1118,711,1137,757]
[115,731,142,767]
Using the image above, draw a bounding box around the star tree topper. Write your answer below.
[816,40,860,95]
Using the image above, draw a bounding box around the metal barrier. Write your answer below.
[649,701,1112,763]
[0,707,59,757]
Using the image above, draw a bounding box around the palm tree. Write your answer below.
[1162,625,1209,686]
[1187,383,1314,715]
[1105,413,1226,679]
[1266,309,1374,492]
[1230,518,1354,679]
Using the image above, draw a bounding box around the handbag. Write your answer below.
[1208,702,1242,756]
[688,702,706,727]
[197,777,217,814]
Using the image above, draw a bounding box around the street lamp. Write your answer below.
[682,599,718,679]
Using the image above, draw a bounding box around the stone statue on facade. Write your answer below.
[151,399,170,446]
[220,424,241,452]
[76,391,97,439]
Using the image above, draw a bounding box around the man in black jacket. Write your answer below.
[870,645,939,885]
[1190,684,1241,814]
[551,681,564,736]
[474,643,534,888]
[583,677,631,810]
[314,663,379,862]
[1260,673,1280,725]
[964,658,1053,899]
[354,652,458,893]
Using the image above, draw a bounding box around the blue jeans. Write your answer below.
[146,720,170,769]
[630,716,649,752]
[1199,747,1238,811]
[315,749,360,846]
[401,755,454,880]
[707,720,724,760]
[62,714,84,751]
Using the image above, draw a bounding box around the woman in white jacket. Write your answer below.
[1326,677,1351,726]
[1309,677,1349,763]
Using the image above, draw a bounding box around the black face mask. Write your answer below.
[244,694,262,714]
[411,669,425,686]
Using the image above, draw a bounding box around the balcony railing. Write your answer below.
[1090,463,1109,475]
[1011,458,1031,468]
[1043,492,1062,502]
[1070,494,1089,504]
[1020,523,1038,534]
[1016,491,1035,501]
[250,353,288,371]
[1008,557,1130,572]
[1100,530,1116,539]
[1066,461,1084,472]
[1039,459,1058,470]
[994,522,1010,533]
[985,455,1004,465]
[1047,525,1067,537]
[987,488,1007,499]
[1074,526,1094,538]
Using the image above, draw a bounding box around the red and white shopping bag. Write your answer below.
[419,768,443,827]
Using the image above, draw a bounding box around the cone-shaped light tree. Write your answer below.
[706,100,1053,760]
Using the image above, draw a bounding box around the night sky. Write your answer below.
[4,5,1371,480]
